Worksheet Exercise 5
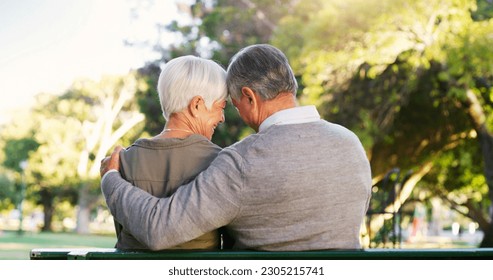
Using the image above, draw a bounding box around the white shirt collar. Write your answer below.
[258,105,321,132]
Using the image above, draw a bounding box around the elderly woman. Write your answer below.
[113,55,228,250]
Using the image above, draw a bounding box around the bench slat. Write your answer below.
[30,248,493,260]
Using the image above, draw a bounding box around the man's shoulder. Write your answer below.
[224,132,262,154]
[324,121,363,143]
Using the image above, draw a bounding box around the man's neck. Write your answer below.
[255,92,297,131]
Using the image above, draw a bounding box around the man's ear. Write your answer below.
[241,87,258,107]
[188,96,204,117]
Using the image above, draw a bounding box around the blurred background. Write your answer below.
[1,0,493,259]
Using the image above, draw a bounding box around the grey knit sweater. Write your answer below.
[102,119,372,251]
[115,135,222,250]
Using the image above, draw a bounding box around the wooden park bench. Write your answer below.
[30,248,493,260]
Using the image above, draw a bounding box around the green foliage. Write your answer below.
[272,0,491,169]
[419,135,490,228]
[135,63,165,136]
[3,138,39,172]
[271,0,493,243]
[0,172,16,210]
[473,0,493,20]
[196,0,293,63]
[0,73,145,231]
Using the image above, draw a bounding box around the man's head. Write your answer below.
[226,44,298,130]
[227,44,297,101]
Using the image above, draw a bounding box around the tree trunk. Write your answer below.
[76,184,91,234]
[480,213,493,247]
[478,129,493,247]
[465,89,493,247]
[40,189,54,232]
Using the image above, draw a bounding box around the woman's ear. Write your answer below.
[188,96,204,117]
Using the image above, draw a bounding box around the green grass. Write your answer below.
[0,230,117,260]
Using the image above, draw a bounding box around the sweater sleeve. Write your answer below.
[101,148,242,250]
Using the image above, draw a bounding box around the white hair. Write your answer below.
[157,55,227,120]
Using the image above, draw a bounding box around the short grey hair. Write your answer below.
[226,44,298,101]
[157,55,227,120]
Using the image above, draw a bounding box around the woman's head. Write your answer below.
[157,56,227,121]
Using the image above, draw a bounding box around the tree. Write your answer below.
[56,74,145,234]
[24,94,80,231]
[0,110,42,224]
[0,172,17,211]
[273,0,493,246]
[1,73,145,232]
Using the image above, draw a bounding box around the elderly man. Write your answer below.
[101,44,372,251]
